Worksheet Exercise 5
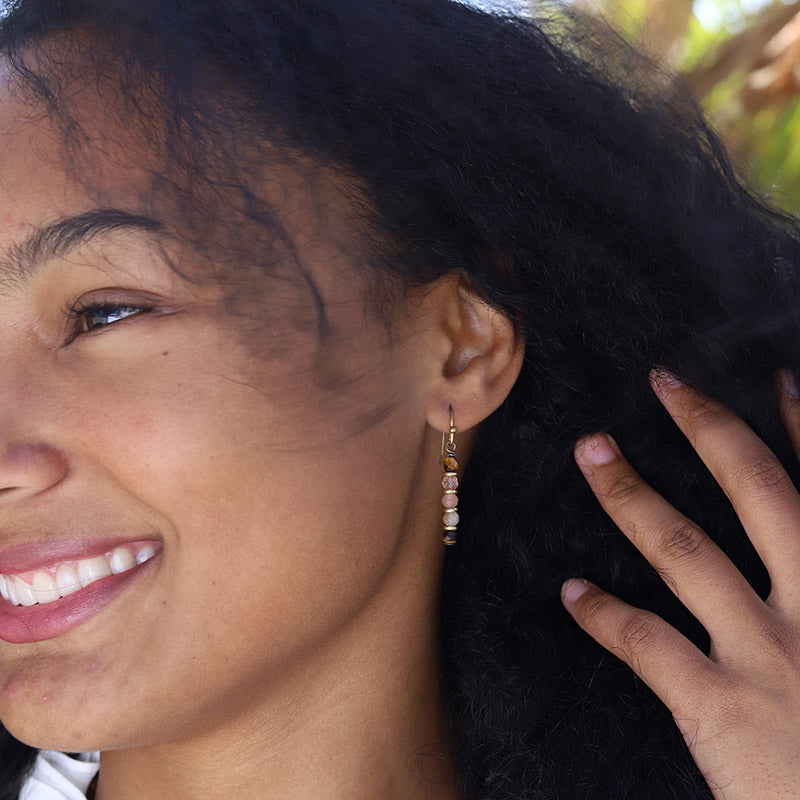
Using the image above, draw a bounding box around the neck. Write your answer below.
[94,550,457,800]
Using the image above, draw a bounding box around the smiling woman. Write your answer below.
[1,2,800,800]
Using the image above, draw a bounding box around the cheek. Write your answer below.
[148,399,404,617]
[0,310,431,750]
[67,333,420,646]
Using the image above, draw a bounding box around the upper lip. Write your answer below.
[0,535,162,574]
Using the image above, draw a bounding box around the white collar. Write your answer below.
[19,751,99,800]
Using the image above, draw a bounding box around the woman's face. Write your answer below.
[0,63,455,751]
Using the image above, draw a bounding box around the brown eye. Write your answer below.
[76,304,148,333]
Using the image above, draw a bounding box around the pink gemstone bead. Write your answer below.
[442,493,458,508]
[443,510,460,527]
[442,474,459,490]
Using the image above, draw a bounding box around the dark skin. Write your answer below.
[0,57,525,800]
[563,371,800,800]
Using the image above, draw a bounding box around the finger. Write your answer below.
[778,370,800,461]
[574,433,762,641]
[652,371,800,599]
[561,578,714,713]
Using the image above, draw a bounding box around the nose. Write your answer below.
[0,442,69,503]
[0,337,71,503]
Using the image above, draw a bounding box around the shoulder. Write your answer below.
[18,751,99,800]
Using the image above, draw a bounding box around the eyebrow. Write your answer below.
[0,208,166,289]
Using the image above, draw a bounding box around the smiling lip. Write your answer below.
[0,538,161,644]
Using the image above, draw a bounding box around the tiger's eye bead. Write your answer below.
[442,474,459,490]
[442,493,458,508]
[443,456,459,472]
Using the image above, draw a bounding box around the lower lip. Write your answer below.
[0,558,158,644]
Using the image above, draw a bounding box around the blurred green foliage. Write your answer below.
[572,0,800,212]
[682,1,800,212]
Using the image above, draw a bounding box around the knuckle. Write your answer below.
[601,471,642,504]
[580,591,613,624]
[656,521,706,562]
[618,613,659,652]
[732,457,793,499]
[683,397,720,430]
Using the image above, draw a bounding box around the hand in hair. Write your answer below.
[563,371,800,800]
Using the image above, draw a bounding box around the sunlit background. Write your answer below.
[462,0,800,213]
[694,0,775,30]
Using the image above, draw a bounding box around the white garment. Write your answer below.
[19,751,99,800]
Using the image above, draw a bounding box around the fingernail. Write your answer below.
[562,579,591,603]
[650,368,684,390]
[780,370,800,399]
[576,433,618,466]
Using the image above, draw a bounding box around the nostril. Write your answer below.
[0,443,70,499]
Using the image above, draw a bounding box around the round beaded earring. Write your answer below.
[441,406,459,545]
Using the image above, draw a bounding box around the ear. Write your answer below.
[420,275,524,434]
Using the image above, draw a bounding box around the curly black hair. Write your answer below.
[1,1,800,798]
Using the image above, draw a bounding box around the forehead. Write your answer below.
[0,53,370,286]
[0,57,163,234]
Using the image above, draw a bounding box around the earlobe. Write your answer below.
[426,279,524,433]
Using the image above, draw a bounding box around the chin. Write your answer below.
[0,691,125,752]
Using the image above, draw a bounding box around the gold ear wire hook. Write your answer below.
[440,405,456,463]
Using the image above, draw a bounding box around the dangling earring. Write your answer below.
[441,406,459,545]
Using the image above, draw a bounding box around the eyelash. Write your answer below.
[66,301,154,337]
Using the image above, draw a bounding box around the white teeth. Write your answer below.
[12,578,36,607]
[55,565,82,597]
[78,556,112,588]
[0,543,158,607]
[108,547,136,575]
[136,545,156,565]
[31,571,60,604]
[5,579,19,607]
